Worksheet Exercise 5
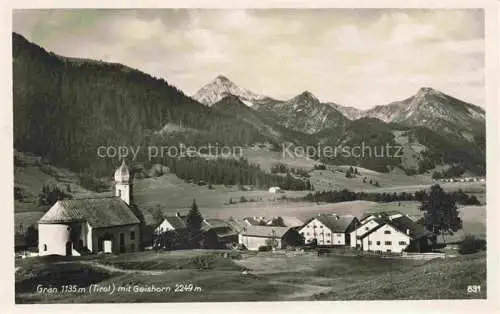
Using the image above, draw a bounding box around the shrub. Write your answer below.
[459,235,486,255]
[258,245,272,252]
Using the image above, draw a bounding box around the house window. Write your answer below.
[385,241,392,245]
[306,232,310,236]
[384,230,391,234]
[326,240,331,243]
[365,227,369,231]
[130,231,136,240]
[368,241,372,245]
[376,241,380,245]
[300,232,304,236]
[326,233,330,236]
[399,241,406,245]
[386,249,392,253]
[308,225,311,228]
[320,225,323,228]
[43,244,47,251]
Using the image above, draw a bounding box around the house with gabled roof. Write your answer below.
[299,214,359,246]
[352,211,436,253]
[154,213,187,234]
[238,225,293,250]
[38,161,141,256]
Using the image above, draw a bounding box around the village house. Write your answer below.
[38,160,141,256]
[238,225,294,250]
[299,214,359,246]
[350,211,435,253]
[201,218,239,248]
[154,213,187,234]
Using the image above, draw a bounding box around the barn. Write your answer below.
[238,225,292,250]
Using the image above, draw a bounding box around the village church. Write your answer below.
[38,161,141,256]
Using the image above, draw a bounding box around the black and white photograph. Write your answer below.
[8,3,498,307]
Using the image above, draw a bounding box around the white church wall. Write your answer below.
[38,223,71,256]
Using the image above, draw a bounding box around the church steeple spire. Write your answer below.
[114,160,131,205]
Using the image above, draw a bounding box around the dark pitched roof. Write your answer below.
[389,215,433,239]
[359,215,433,240]
[313,215,356,233]
[240,225,291,238]
[226,219,247,233]
[39,198,140,228]
[163,216,187,229]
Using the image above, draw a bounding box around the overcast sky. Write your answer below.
[13,9,485,109]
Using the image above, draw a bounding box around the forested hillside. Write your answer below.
[13,32,486,178]
[13,33,283,177]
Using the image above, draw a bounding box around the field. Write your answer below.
[14,158,486,245]
[15,250,486,303]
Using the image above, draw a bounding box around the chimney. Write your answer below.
[176,211,181,218]
[406,229,410,235]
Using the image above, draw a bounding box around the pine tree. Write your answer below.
[186,198,203,247]
[152,205,164,227]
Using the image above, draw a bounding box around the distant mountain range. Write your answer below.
[193,76,485,137]
[12,32,485,177]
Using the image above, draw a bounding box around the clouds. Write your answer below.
[13,9,485,109]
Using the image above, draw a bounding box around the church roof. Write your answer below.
[39,197,140,228]
[114,160,130,182]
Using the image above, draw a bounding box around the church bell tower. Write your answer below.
[114,159,131,205]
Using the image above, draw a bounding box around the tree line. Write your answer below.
[153,157,312,190]
[303,187,480,205]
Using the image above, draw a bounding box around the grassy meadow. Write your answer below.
[15,250,486,303]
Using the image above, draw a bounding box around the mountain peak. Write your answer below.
[416,87,442,97]
[193,75,266,106]
[214,75,232,84]
[292,90,319,103]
